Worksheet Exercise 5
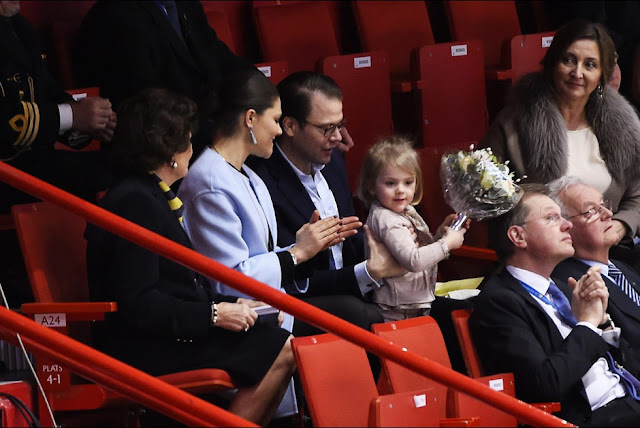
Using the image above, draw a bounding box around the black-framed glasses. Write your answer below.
[303,118,347,138]
[518,212,565,227]
[565,200,613,223]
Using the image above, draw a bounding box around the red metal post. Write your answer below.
[0,310,254,427]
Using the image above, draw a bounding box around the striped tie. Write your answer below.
[149,172,184,223]
[608,262,640,307]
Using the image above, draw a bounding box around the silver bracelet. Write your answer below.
[211,303,218,326]
[438,239,450,259]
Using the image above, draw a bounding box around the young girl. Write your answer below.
[357,137,468,322]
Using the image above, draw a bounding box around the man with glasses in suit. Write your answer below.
[247,71,405,340]
[470,183,640,426]
[550,176,640,348]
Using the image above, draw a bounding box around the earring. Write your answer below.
[171,160,178,169]
[597,85,604,100]
[249,126,258,145]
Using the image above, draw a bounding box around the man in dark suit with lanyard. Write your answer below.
[75,0,254,158]
[247,71,406,337]
[550,176,640,348]
[470,183,640,426]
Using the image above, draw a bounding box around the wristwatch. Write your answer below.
[598,313,613,330]
[289,251,298,266]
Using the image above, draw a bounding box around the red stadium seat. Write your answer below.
[320,51,393,190]
[14,202,237,426]
[255,60,290,85]
[372,316,559,426]
[292,333,479,427]
[204,7,239,54]
[412,41,488,148]
[252,1,340,73]
[352,1,435,91]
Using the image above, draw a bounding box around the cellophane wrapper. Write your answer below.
[440,146,523,220]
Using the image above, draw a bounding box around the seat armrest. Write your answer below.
[451,245,497,261]
[485,65,514,80]
[21,302,117,321]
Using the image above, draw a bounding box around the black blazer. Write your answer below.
[470,266,640,425]
[0,13,72,157]
[85,174,236,374]
[75,0,253,155]
[553,257,640,348]
[247,148,366,298]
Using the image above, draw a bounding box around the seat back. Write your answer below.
[12,202,88,304]
[509,31,555,81]
[451,309,485,378]
[291,333,378,427]
[204,8,238,54]
[449,373,519,427]
[352,1,434,81]
[413,40,488,148]
[320,51,393,190]
[255,60,290,85]
[371,316,451,419]
[369,387,441,427]
[444,0,521,68]
[253,1,340,73]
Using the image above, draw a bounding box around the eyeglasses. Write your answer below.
[303,118,347,138]
[565,200,612,223]
[518,212,565,227]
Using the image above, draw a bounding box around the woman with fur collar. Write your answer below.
[480,19,640,243]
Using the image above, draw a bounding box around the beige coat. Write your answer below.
[366,203,446,307]
[480,72,640,238]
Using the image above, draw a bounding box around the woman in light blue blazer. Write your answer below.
[178,68,361,334]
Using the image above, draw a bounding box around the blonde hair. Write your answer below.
[357,136,423,208]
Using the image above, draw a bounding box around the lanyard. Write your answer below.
[517,280,577,327]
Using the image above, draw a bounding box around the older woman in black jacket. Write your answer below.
[85,88,294,426]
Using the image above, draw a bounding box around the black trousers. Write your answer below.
[580,395,640,427]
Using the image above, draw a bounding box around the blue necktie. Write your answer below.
[158,0,184,42]
[547,282,578,326]
[608,262,640,307]
[548,282,640,401]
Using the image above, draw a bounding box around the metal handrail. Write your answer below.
[0,161,573,427]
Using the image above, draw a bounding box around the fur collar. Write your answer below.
[509,72,640,183]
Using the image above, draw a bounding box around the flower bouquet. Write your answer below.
[440,145,523,230]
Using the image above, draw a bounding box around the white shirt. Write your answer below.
[565,127,612,195]
[277,145,379,294]
[57,103,73,134]
[506,265,626,410]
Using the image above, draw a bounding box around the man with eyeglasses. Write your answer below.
[470,183,640,426]
[247,71,406,341]
[550,176,640,348]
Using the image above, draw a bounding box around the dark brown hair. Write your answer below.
[109,88,198,172]
[543,19,616,91]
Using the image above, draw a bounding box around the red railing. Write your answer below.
[0,161,573,427]
[0,310,254,427]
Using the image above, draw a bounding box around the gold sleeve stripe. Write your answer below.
[9,102,28,147]
[10,101,40,150]
[19,101,36,148]
[29,101,39,147]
